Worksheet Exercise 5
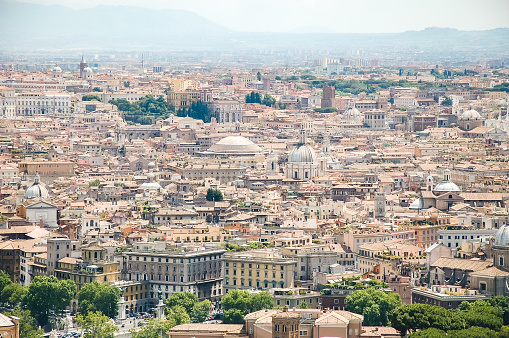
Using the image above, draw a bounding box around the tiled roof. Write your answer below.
[430,257,491,271]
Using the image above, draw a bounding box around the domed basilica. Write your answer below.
[469,224,509,296]
[285,130,326,181]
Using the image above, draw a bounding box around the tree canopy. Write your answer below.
[82,94,101,101]
[130,318,175,338]
[345,288,401,326]
[0,282,27,305]
[76,311,118,338]
[206,189,223,202]
[0,270,11,295]
[221,290,273,324]
[391,302,505,336]
[77,281,120,318]
[165,292,198,316]
[166,305,190,326]
[23,276,76,326]
[176,101,213,122]
[191,299,212,323]
[109,95,173,125]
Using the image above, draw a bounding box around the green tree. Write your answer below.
[0,283,27,305]
[345,288,401,326]
[89,179,101,187]
[257,72,262,81]
[23,276,76,326]
[441,97,453,106]
[2,309,43,338]
[391,304,453,335]
[261,94,276,107]
[408,328,446,338]
[223,309,245,324]
[77,281,120,318]
[448,327,499,338]
[76,311,118,338]
[499,326,509,338]
[250,292,273,312]
[0,270,11,295]
[455,304,503,331]
[82,94,101,101]
[297,301,308,309]
[221,290,273,324]
[166,305,190,326]
[191,300,211,323]
[488,296,509,325]
[206,189,223,202]
[92,87,102,92]
[165,292,198,316]
[130,318,175,338]
[124,81,130,88]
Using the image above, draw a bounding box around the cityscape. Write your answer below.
[0,1,509,337]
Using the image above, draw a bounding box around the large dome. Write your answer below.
[288,144,317,163]
[433,181,461,192]
[494,224,509,247]
[208,136,262,155]
[461,109,481,120]
[343,107,362,122]
[25,174,49,199]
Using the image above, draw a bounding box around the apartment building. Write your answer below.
[122,242,224,304]
[281,245,339,281]
[16,92,71,115]
[223,250,296,291]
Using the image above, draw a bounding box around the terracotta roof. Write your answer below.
[430,257,491,271]
[168,323,244,333]
[470,266,509,277]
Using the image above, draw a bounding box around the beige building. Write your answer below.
[223,250,296,291]
[167,90,201,110]
[19,159,74,183]
[245,308,364,338]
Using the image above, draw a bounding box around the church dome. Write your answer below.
[25,174,49,199]
[83,67,93,73]
[343,107,362,122]
[433,181,461,192]
[288,144,317,163]
[53,66,62,72]
[461,109,481,120]
[494,224,509,247]
[208,136,262,155]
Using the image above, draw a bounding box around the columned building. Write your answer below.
[208,100,245,124]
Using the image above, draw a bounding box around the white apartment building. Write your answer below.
[16,92,71,115]
[394,96,417,107]
[438,228,498,250]
[0,86,16,119]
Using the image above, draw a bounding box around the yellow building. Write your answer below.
[55,246,120,291]
[223,250,296,291]
[168,79,200,91]
[167,90,201,110]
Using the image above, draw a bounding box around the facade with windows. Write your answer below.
[223,250,295,291]
[122,244,224,306]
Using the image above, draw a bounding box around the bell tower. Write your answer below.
[79,55,87,78]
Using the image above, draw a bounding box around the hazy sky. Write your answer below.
[17,0,509,33]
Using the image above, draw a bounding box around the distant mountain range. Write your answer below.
[0,0,508,54]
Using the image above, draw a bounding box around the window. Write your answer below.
[500,256,504,267]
